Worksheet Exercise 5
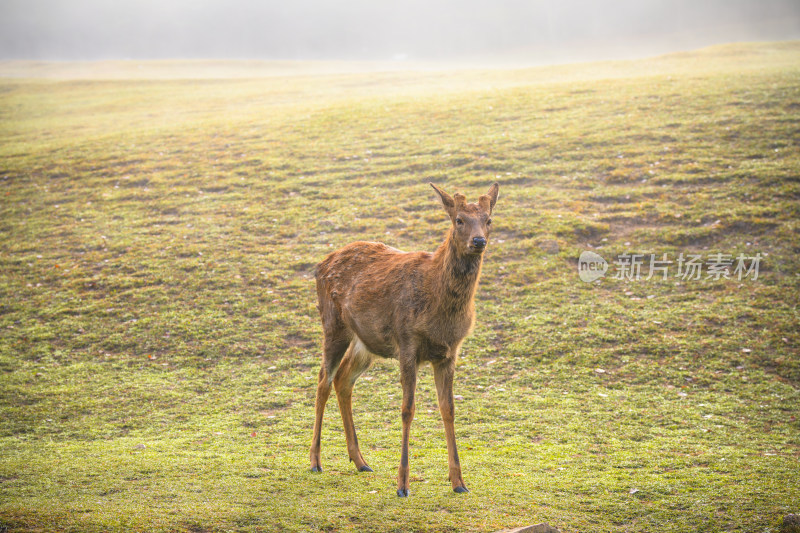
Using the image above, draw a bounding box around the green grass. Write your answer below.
[1,41,799,532]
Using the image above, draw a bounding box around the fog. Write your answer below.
[1,0,799,63]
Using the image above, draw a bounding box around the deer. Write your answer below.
[308,181,499,497]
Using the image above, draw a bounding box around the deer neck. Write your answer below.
[430,229,483,312]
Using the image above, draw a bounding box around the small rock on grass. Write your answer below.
[495,524,560,533]
[538,240,560,255]
[782,514,800,533]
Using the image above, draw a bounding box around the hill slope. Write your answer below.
[1,42,799,532]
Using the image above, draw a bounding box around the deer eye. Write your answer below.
[487,218,492,226]
[455,217,464,226]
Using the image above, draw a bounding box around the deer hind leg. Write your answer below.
[309,331,350,473]
[333,336,374,472]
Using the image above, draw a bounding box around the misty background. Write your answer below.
[1,0,799,63]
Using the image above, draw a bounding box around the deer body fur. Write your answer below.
[309,182,499,497]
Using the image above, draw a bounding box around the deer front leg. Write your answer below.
[434,360,468,493]
[397,358,417,497]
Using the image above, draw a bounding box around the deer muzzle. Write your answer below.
[471,236,487,252]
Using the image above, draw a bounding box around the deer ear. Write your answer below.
[430,182,456,219]
[479,182,499,214]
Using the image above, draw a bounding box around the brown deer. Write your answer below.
[309,182,499,497]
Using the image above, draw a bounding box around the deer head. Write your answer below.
[430,182,499,256]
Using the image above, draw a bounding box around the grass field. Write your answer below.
[1,42,799,532]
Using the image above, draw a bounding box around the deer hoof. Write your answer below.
[310,466,322,473]
[396,488,409,497]
[453,486,469,493]
[358,465,374,472]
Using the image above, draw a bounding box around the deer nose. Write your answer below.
[472,236,487,249]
